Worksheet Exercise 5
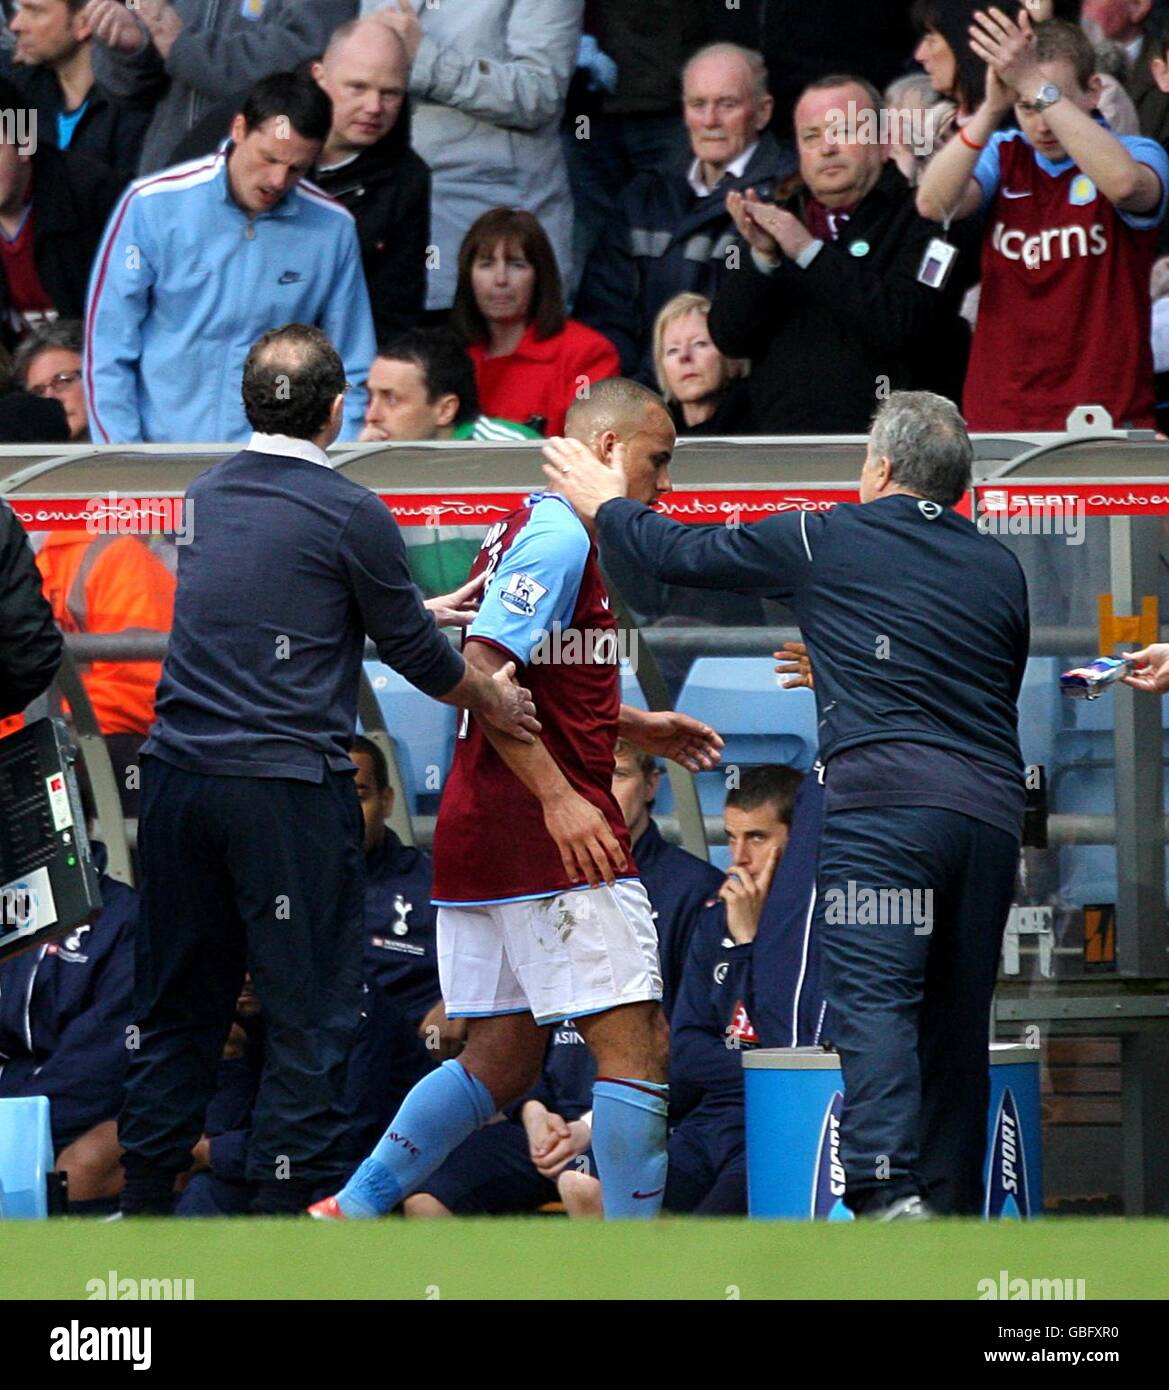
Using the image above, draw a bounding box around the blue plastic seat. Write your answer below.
[362,662,458,813]
[677,657,818,812]
[708,844,733,873]
[0,1096,53,1219]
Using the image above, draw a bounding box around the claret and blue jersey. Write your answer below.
[432,492,636,906]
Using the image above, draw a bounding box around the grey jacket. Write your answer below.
[361,0,583,310]
[92,0,358,175]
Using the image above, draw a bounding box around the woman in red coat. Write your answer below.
[451,208,620,437]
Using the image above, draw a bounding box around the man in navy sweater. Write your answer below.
[544,390,1030,1219]
[117,323,539,1217]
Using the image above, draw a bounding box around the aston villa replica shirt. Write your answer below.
[964,124,1169,432]
[431,492,635,905]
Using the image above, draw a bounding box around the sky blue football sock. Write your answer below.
[591,1076,669,1219]
[334,1059,497,1218]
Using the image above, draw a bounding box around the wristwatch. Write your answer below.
[1027,82,1062,113]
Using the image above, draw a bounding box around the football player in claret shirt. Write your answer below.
[917,10,1169,432]
[314,378,724,1221]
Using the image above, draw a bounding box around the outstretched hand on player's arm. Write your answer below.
[424,572,485,628]
[446,657,541,743]
[618,705,724,772]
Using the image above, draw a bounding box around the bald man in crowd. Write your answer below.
[311,17,430,336]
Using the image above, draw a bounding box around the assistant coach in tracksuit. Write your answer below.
[117,324,538,1216]
[544,390,1029,1219]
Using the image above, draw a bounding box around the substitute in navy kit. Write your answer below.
[545,389,1029,1218]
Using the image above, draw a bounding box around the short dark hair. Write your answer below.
[725,765,803,824]
[239,71,332,143]
[450,208,566,346]
[376,328,480,426]
[13,319,83,385]
[350,734,388,790]
[241,323,345,439]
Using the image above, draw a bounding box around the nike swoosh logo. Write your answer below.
[1002,190,1032,199]
[632,1187,664,1200]
[278,271,304,283]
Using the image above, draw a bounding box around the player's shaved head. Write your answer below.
[322,15,408,70]
[565,378,671,445]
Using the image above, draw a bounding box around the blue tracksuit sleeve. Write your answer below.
[595,497,813,599]
[320,223,377,441]
[670,919,752,1098]
[85,188,155,444]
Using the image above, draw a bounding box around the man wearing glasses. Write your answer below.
[14,319,88,439]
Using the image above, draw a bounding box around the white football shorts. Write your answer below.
[437,878,662,1027]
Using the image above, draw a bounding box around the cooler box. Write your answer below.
[743,1043,1043,1219]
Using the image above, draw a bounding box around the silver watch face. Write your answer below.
[1036,83,1061,108]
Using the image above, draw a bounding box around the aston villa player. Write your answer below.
[313,379,723,1221]
[917,11,1169,432]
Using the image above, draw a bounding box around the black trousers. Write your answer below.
[816,805,1019,1217]
[119,757,364,1211]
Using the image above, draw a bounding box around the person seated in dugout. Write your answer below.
[557,765,804,1218]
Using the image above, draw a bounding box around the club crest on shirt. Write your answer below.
[240,0,266,19]
[727,999,758,1044]
[1069,175,1096,206]
[499,571,548,617]
[391,894,412,936]
[49,923,91,963]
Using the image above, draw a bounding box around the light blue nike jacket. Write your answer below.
[84,145,375,444]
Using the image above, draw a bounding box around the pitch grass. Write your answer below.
[3,1218,1167,1300]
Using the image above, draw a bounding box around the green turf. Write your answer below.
[4,1218,1167,1300]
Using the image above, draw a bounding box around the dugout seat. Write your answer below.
[362,662,458,814]
[0,1096,53,1219]
[1053,763,1169,908]
[677,658,818,813]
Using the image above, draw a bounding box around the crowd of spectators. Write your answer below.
[5,0,1169,1217]
[0,1,1162,443]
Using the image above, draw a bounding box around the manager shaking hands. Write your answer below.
[544,390,1029,1219]
[118,324,538,1217]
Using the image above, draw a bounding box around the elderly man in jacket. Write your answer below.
[575,42,797,382]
